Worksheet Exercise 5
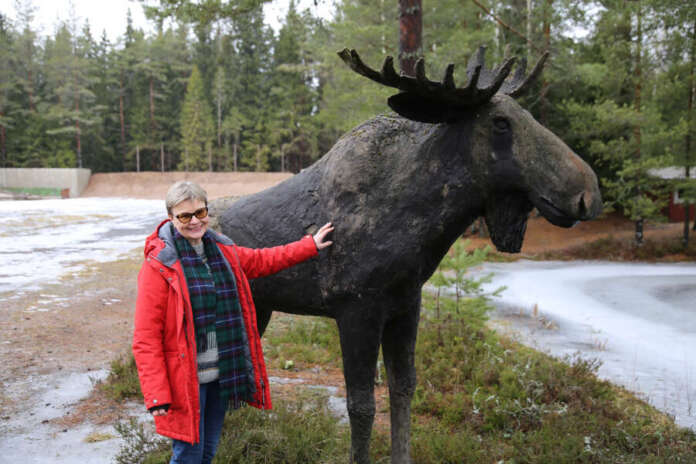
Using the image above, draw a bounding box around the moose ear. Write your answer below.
[387,93,460,124]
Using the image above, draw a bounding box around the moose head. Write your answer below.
[338,46,602,252]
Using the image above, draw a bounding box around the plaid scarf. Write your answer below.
[172,224,254,407]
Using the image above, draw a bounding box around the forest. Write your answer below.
[0,0,694,233]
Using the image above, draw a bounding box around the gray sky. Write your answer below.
[0,0,334,42]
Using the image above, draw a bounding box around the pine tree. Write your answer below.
[228,6,274,171]
[314,0,397,133]
[656,0,696,243]
[0,13,16,167]
[179,65,215,171]
[266,0,321,172]
[43,22,93,167]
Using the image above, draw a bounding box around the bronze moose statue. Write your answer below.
[219,47,602,464]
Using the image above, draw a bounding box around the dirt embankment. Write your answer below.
[81,171,294,200]
[466,213,688,256]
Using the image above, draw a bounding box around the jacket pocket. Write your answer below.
[164,351,188,413]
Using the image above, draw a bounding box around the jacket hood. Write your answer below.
[144,219,237,267]
[143,220,178,267]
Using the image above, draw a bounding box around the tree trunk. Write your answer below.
[150,76,159,169]
[233,132,238,172]
[27,69,35,112]
[119,74,127,169]
[684,18,696,245]
[526,0,533,64]
[0,109,5,167]
[149,76,156,133]
[225,136,230,171]
[136,145,140,172]
[161,142,165,173]
[217,97,222,149]
[75,95,82,168]
[540,0,552,126]
[398,0,422,77]
[208,144,213,172]
[634,3,643,246]
[685,167,692,246]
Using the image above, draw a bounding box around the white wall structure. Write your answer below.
[0,168,91,198]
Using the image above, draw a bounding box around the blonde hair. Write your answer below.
[165,181,208,214]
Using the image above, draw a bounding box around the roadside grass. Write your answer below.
[2,186,62,197]
[107,244,696,462]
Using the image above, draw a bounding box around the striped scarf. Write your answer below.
[172,224,253,407]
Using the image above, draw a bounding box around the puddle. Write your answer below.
[269,376,348,423]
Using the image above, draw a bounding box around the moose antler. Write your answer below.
[338,46,548,121]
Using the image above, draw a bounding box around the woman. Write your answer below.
[133,180,333,464]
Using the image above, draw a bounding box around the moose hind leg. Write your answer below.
[381,299,420,464]
[337,308,384,464]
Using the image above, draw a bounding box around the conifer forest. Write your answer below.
[0,0,694,227]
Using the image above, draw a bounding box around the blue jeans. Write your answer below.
[170,381,228,464]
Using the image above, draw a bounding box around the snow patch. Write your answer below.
[0,198,163,294]
[474,260,696,430]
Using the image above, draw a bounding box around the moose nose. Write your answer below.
[572,185,602,220]
[577,193,587,219]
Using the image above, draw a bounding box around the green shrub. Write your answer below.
[113,418,169,464]
[101,354,142,401]
[212,391,349,463]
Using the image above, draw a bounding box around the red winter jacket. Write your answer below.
[133,219,318,444]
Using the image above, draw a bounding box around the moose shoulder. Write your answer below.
[219,47,601,464]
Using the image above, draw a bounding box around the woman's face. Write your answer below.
[169,198,209,245]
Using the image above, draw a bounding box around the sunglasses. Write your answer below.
[174,207,209,224]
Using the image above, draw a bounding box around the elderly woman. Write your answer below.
[133,180,333,464]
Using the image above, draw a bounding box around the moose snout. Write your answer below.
[572,174,602,221]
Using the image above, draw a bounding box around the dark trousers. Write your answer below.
[170,381,228,464]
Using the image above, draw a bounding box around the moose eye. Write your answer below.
[492,117,510,133]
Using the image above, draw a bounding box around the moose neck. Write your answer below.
[409,118,486,278]
[319,115,485,287]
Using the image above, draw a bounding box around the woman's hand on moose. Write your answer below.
[313,222,334,250]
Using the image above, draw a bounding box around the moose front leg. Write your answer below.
[381,296,420,464]
[336,306,384,464]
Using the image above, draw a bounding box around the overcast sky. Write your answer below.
[0,0,334,42]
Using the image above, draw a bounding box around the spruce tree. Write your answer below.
[179,65,215,171]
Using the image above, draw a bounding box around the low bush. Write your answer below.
[100,354,142,401]
[114,393,349,464]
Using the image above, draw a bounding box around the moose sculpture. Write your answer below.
[218,47,602,464]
